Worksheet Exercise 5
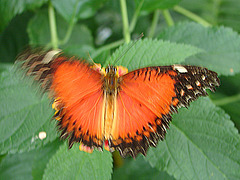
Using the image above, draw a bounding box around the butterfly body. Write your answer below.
[18,50,220,158]
[103,66,119,141]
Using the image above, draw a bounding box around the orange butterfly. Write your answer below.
[18,49,220,158]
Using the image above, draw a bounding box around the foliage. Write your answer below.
[0,0,240,179]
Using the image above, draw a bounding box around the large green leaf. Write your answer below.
[0,13,31,63]
[108,39,202,71]
[211,73,240,131]
[135,0,181,12]
[32,140,62,180]
[27,9,94,58]
[43,144,113,180]
[0,0,48,31]
[0,66,58,154]
[158,22,240,76]
[51,0,107,22]
[113,156,175,180]
[0,150,35,180]
[146,98,240,180]
[0,63,12,73]
[0,140,61,180]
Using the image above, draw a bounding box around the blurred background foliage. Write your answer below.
[0,0,240,179]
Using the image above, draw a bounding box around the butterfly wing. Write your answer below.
[110,65,220,158]
[19,50,104,149]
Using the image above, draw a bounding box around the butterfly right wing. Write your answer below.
[110,65,220,158]
[18,50,105,149]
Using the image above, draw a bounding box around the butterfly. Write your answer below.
[18,49,220,158]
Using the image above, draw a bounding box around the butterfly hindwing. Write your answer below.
[110,65,219,158]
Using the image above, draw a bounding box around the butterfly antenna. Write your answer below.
[87,52,94,64]
[113,33,144,65]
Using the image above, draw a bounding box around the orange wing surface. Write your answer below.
[19,50,104,149]
[110,66,219,157]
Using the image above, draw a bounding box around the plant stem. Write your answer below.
[148,9,160,38]
[60,22,74,46]
[173,5,211,27]
[120,0,131,43]
[59,5,78,45]
[162,10,174,26]
[48,1,58,49]
[213,93,240,106]
[129,0,144,33]
[91,39,125,59]
[212,0,221,25]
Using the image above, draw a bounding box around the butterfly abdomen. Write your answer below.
[102,66,120,143]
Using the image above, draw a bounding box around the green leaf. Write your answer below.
[0,0,48,31]
[0,154,6,164]
[51,0,107,22]
[92,49,111,65]
[0,13,30,63]
[32,140,62,180]
[27,9,94,58]
[0,66,58,154]
[211,74,240,131]
[43,144,113,180]
[0,150,36,180]
[135,0,181,12]
[158,22,240,75]
[146,98,240,180]
[0,63,12,73]
[109,39,202,71]
[113,156,175,180]
[217,0,240,32]
[179,0,240,32]
[0,140,61,180]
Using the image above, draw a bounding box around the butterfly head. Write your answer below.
[104,65,128,77]
[105,65,117,75]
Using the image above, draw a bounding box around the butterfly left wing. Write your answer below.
[110,65,220,158]
[18,50,105,149]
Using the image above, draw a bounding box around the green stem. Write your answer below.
[148,9,160,38]
[91,39,125,59]
[129,0,144,33]
[213,93,240,106]
[173,5,211,27]
[59,5,78,45]
[162,10,174,26]
[59,22,75,46]
[212,0,221,25]
[120,0,131,43]
[48,1,58,49]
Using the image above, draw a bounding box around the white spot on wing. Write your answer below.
[42,50,61,64]
[180,89,185,96]
[186,84,193,90]
[173,65,188,73]
[162,124,166,131]
[196,80,201,86]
